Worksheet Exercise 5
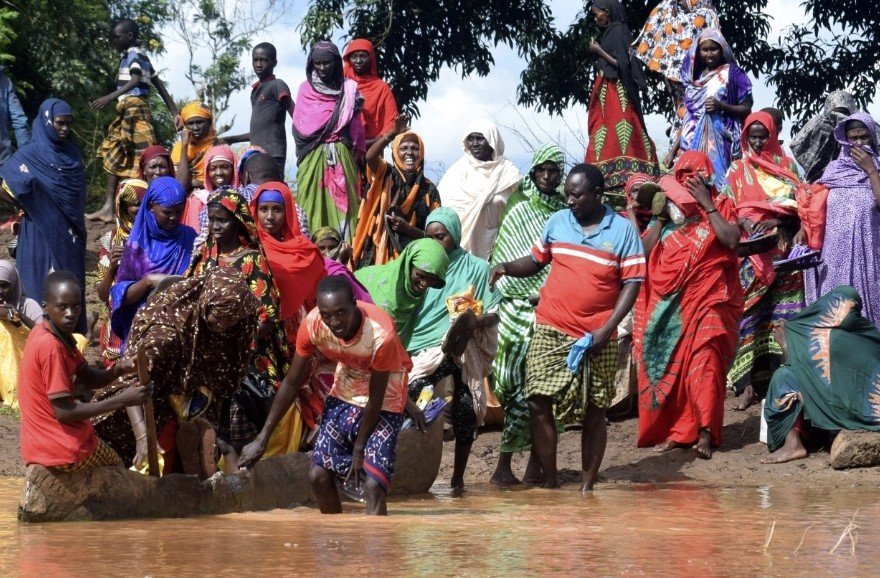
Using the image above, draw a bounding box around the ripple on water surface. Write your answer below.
[0,478,877,576]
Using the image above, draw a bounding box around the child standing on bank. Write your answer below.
[225,43,294,174]
[89,18,179,223]
[18,271,150,472]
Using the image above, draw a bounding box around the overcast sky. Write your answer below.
[153,0,879,180]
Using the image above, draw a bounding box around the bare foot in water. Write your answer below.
[521,453,545,485]
[732,384,758,411]
[653,439,683,453]
[490,471,521,486]
[761,429,808,464]
[693,429,712,460]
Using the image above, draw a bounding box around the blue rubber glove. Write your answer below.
[566,333,594,373]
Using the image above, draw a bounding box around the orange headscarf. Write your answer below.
[352,131,440,267]
[249,182,326,327]
[342,39,399,140]
[171,102,216,184]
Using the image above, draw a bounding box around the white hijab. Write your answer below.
[438,120,522,260]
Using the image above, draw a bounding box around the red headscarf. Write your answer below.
[342,39,399,140]
[658,150,714,218]
[138,145,176,181]
[649,150,739,297]
[249,182,326,324]
[730,111,805,206]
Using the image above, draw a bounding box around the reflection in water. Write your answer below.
[1,478,877,576]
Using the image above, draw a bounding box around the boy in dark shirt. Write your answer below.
[225,43,294,175]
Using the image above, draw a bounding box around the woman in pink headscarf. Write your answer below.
[292,41,366,242]
[182,144,239,252]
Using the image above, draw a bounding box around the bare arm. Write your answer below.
[238,352,312,468]
[76,357,135,390]
[151,75,180,126]
[350,371,389,458]
[685,177,740,250]
[591,281,641,349]
[367,114,410,173]
[282,94,294,117]
[489,255,544,289]
[121,274,166,306]
[51,384,150,424]
[589,42,618,69]
[90,74,140,110]
[711,94,753,121]
[641,217,667,256]
[851,147,880,209]
[176,130,192,193]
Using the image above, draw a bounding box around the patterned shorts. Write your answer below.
[49,439,123,473]
[524,323,618,423]
[311,396,405,493]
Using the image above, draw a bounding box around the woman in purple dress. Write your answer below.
[804,112,880,326]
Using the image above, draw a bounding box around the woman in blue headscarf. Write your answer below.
[0,99,88,333]
[110,176,197,345]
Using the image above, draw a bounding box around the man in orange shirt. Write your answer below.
[239,275,412,515]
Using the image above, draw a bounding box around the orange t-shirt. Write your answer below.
[18,322,96,467]
[296,301,411,413]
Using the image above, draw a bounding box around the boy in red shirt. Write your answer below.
[239,276,413,515]
[18,271,149,471]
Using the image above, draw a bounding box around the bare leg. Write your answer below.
[363,477,388,515]
[522,451,545,484]
[87,174,117,222]
[732,384,758,411]
[490,451,522,486]
[761,428,808,464]
[528,395,559,488]
[450,442,472,490]
[309,465,342,514]
[654,439,685,453]
[693,427,712,459]
[580,403,607,491]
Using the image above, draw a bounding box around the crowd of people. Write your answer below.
[1,1,879,517]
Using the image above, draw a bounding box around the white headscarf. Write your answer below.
[438,120,522,260]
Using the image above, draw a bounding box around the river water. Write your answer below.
[0,477,876,576]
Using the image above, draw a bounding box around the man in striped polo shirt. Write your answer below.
[490,163,645,491]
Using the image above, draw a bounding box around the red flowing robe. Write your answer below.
[635,194,744,447]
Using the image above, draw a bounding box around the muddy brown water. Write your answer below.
[1,477,878,576]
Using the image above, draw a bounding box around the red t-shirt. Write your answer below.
[18,321,96,466]
[296,301,411,413]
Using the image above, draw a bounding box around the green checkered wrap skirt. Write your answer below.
[524,323,618,423]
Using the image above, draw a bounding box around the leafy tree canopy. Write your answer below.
[302,0,877,129]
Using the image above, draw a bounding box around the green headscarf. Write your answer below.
[492,144,567,300]
[407,208,500,353]
[355,237,450,348]
[501,143,566,222]
[765,286,880,452]
[425,206,462,247]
